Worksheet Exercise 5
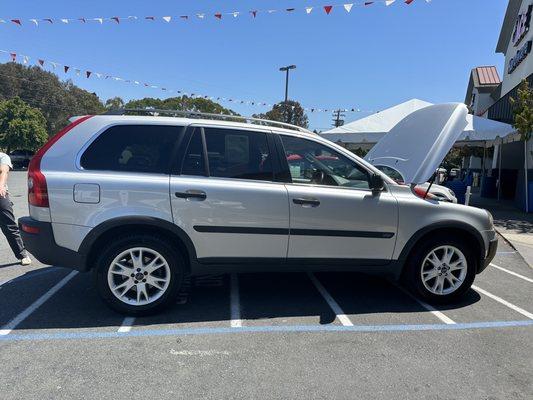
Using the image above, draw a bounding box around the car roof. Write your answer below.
[85,114,317,138]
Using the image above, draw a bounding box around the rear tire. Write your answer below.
[94,234,184,316]
[403,235,476,304]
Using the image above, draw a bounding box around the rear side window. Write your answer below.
[180,127,274,181]
[204,128,273,181]
[81,125,180,174]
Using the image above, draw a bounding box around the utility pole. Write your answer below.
[332,109,346,128]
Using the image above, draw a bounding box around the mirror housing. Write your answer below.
[370,173,385,192]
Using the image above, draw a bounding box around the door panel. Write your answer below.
[171,176,289,259]
[170,126,289,261]
[286,185,398,260]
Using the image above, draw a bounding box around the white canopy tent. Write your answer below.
[321,98,516,148]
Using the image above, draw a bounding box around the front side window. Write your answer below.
[203,128,273,181]
[81,125,180,174]
[375,165,405,184]
[280,135,370,189]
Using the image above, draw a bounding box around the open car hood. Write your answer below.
[364,103,468,185]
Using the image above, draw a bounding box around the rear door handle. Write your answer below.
[293,197,320,207]
[175,190,207,200]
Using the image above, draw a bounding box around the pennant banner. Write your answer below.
[0,49,371,114]
[1,1,432,27]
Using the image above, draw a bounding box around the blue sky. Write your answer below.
[0,0,507,131]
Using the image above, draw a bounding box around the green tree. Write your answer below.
[0,63,104,137]
[125,96,238,115]
[253,101,309,129]
[0,97,48,152]
[510,79,533,142]
[105,97,125,110]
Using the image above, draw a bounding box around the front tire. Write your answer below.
[403,235,476,304]
[94,234,184,316]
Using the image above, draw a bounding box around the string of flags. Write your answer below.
[0,50,372,114]
[1,1,431,27]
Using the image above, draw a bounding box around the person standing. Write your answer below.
[0,152,31,265]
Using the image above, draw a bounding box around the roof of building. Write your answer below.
[464,66,501,105]
[475,66,501,85]
[496,0,522,54]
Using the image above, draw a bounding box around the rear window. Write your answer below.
[80,125,181,174]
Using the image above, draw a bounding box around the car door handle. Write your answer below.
[293,198,320,207]
[175,190,207,200]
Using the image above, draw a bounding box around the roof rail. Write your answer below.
[103,108,312,133]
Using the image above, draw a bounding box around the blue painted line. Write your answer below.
[1,320,532,342]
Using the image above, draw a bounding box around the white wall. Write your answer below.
[501,0,533,96]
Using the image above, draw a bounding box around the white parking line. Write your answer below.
[307,272,353,326]
[395,285,456,325]
[0,271,78,336]
[473,285,533,320]
[230,273,242,328]
[117,317,135,333]
[490,263,533,283]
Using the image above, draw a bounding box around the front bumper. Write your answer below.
[479,237,498,273]
[18,217,86,271]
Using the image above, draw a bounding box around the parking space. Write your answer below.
[0,171,532,399]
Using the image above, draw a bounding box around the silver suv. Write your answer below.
[19,105,497,315]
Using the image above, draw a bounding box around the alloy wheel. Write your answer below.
[107,247,171,306]
[420,245,467,296]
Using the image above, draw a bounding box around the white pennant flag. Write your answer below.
[305,7,313,14]
[94,18,103,24]
[75,69,80,76]
[50,62,58,69]
[30,19,39,26]
[232,12,240,18]
[95,73,102,78]
[60,19,69,24]
[0,19,6,24]
[344,4,354,12]
[127,16,138,20]
[267,10,277,14]
[385,0,396,5]
[162,16,172,22]
[22,56,29,64]
[197,14,205,19]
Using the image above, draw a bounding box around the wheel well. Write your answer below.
[85,224,192,273]
[400,227,483,273]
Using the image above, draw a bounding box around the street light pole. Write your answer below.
[279,65,296,124]
[279,65,296,103]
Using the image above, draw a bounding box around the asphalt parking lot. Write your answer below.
[0,171,532,399]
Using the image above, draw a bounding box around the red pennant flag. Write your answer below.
[180,15,189,20]
[405,0,414,4]
[365,2,374,5]
[64,66,70,73]
[78,18,86,23]
[11,19,22,26]
[38,59,44,66]
[215,13,222,19]
[250,11,258,18]
[112,17,120,24]
[324,6,333,14]
[43,18,53,24]
[86,71,92,78]
[10,53,16,62]
[286,8,295,12]
[145,16,155,21]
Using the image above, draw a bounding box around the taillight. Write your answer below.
[28,156,49,207]
[413,186,439,201]
[28,115,93,208]
[21,224,40,234]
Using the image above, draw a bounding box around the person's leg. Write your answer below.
[0,195,28,260]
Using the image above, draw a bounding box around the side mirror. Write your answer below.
[370,173,385,192]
